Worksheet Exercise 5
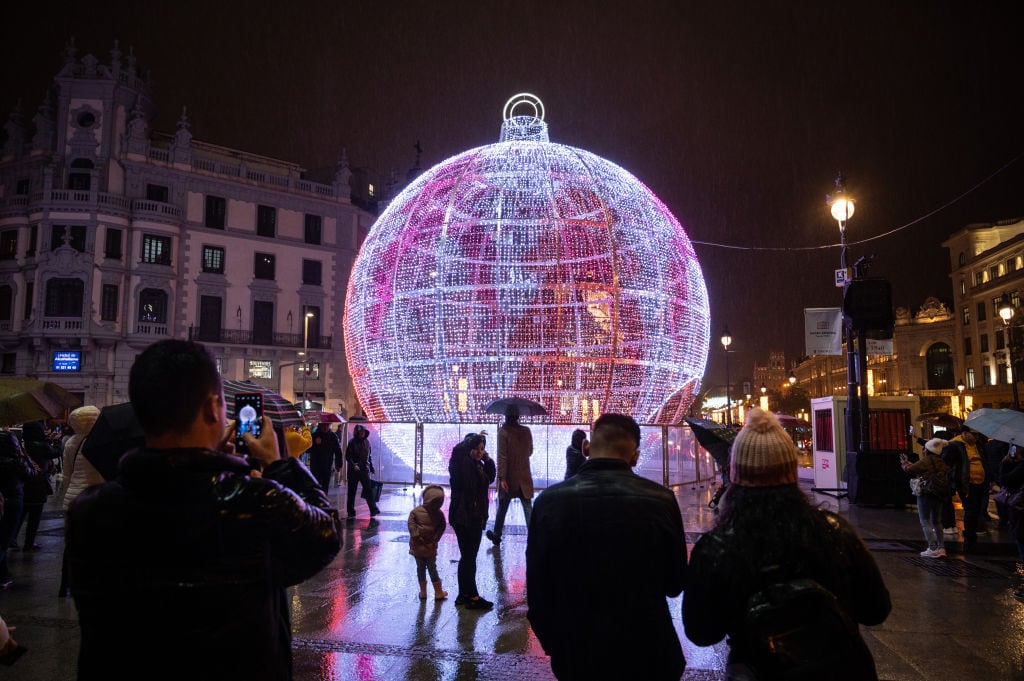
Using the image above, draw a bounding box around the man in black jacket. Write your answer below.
[526,413,687,680]
[67,340,342,681]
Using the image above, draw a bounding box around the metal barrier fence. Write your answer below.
[333,421,720,490]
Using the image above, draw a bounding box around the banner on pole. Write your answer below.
[805,307,842,356]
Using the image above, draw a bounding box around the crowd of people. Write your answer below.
[6,337,1024,679]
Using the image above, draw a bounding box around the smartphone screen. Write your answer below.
[234,392,264,454]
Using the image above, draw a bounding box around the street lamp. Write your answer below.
[788,372,797,387]
[999,296,1019,409]
[721,327,732,425]
[828,173,862,455]
[301,311,315,411]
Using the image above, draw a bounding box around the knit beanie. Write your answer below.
[924,438,947,455]
[729,408,799,487]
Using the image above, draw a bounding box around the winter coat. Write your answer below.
[408,485,446,558]
[684,505,891,680]
[904,452,950,499]
[345,426,372,471]
[943,435,992,492]
[308,424,343,476]
[0,432,33,500]
[448,444,496,529]
[67,448,342,681]
[62,405,103,510]
[527,458,687,680]
[564,444,585,480]
[497,422,533,500]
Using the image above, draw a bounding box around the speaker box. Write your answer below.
[844,278,894,334]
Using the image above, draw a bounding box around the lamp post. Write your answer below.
[721,328,732,425]
[301,311,315,411]
[999,296,1020,409]
[760,383,768,411]
[828,174,861,456]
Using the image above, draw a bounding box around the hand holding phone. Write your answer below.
[234,392,264,456]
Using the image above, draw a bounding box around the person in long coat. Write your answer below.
[308,422,342,492]
[345,425,379,517]
[487,404,533,545]
[448,432,496,609]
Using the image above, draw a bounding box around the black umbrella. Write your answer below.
[81,402,146,480]
[483,397,548,417]
[914,412,963,430]
[683,417,739,469]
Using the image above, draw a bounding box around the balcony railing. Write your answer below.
[188,327,332,349]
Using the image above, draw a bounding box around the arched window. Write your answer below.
[138,289,167,323]
[958,252,966,267]
[44,278,84,317]
[925,342,955,390]
[69,158,94,191]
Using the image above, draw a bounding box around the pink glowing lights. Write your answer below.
[343,94,709,424]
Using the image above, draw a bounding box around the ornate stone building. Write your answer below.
[0,41,376,411]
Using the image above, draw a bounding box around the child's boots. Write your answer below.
[432,580,448,600]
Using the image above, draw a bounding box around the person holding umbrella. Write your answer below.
[487,404,534,546]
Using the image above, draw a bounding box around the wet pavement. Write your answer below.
[3,478,1023,680]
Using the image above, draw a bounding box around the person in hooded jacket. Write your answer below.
[11,421,56,551]
[345,424,379,517]
[564,429,587,479]
[66,339,341,681]
[57,405,101,598]
[308,421,343,492]
[408,484,448,601]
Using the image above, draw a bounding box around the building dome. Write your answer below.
[344,94,710,424]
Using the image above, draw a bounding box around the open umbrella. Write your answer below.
[81,402,146,480]
[483,397,548,417]
[304,410,345,424]
[915,412,964,430]
[683,417,739,469]
[964,408,1024,445]
[0,378,81,426]
[222,380,303,429]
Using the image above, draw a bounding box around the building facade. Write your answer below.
[943,217,1024,409]
[0,42,376,412]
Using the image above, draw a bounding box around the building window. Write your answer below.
[104,228,122,259]
[202,246,225,274]
[980,334,989,353]
[51,225,86,252]
[998,262,1008,277]
[302,259,322,286]
[248,360,273,379]
[142,235,172,265]
[977,302,987,322]
[26,226,36,257]
[0,231,16,261]
[304,214,322,245]
[44,278,84,317]
[0,353,14,374]
[993,297,1004,317]
[964,337,972,356]
[962,307,970,325]
[997,329,1006,350]
[254,253,275,280]
[138,289,168,323]
[15,179,29,195]
[69,158,93,191]
[983,366,993,386]
[146,184,169,203]
[1013,292,1022,310]
[256,205,276,238]
[960,279,966,295]
[368,183,376,198]
[101,284,118,321]
[0,286,11,321]
[975,272,984,287]
[205,195,226,229]
[967,368,976,389]
[925,342,955,390]
[991,266,1000,280]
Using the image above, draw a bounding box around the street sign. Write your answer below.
[835,268,848,287]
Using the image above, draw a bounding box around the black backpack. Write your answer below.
[743,576,872,680]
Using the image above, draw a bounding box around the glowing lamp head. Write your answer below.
[344,94,711,424]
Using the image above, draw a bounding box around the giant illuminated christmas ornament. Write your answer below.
[344,94,710,424]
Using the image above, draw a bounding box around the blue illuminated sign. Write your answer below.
[52,351,81,372]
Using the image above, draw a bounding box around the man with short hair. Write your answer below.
[526,413,688,680]
[67,339,341,681]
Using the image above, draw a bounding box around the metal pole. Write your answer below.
[1009,330,1020,410]
[724,346,731,426]
[302,313,310,408]
[841,222,861,455]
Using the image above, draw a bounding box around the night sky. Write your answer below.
[3,1,1023,398]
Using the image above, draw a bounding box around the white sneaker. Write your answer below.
[930,548,947,558]
[942,527,959,536]
[920,548,935,557]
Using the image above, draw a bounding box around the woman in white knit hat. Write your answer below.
[902,437,951,558]
[683,408,892,680]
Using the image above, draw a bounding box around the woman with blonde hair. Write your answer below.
[57,405,101,597]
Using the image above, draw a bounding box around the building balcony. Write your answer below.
[188,327,332,350]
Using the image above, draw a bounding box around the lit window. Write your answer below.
[142,235,172,265]
[368,183,375,197]
[202,246,225,274]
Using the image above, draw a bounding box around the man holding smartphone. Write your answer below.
[66,339,342,681]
